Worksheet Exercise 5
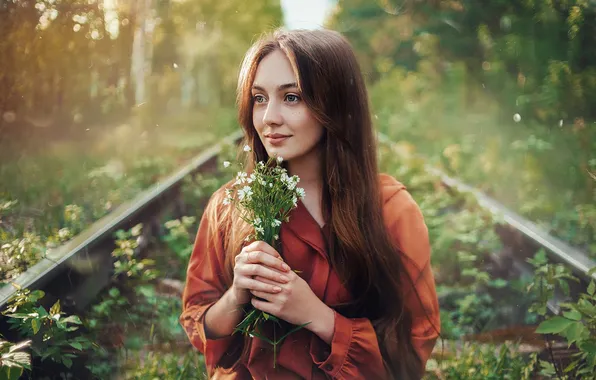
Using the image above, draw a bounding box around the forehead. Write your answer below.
[253,50,298,89]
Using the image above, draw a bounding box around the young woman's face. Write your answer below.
[251,49,324,164]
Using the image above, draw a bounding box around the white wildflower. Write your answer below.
[255,226,264,234]
[280,173,291,187]
[244,145,252,152]
[236,171,248,184]
[223,197,231,206]
[254,217,262,226]
[296,187,306,199]
[58,228,70,240]
[223,161,231,168]
[277,156,283,163]
[274,235,279,240]
[292,196,298,207]
[238,186,253,201]
[271,219,281,227]
[286,177,297,191]
[269,183,273,188]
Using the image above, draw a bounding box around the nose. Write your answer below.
[262,100,283,126]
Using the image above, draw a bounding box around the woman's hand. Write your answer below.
[249,267,335,343]
[230,241,291,305]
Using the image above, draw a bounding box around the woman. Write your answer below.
[180,28,441,380]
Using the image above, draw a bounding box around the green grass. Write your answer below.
[0,106,239,284]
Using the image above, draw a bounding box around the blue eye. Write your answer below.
[253,95,266,103]
[286,94,300,103]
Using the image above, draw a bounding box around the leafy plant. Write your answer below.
[424,342,538,379]
[86,287,129,331]
[119,349,206,379]
[162,216,196,263]
[527,251,596,378]
[112,223,158,282]
[0,335,31,380]
[0,232,45,283]
[2,285,95,369]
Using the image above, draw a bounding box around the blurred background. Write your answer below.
[1,0,595,379]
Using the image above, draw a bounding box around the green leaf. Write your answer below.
[69,342,83,351]
[62,357,73,368]
[535,316,575,334]
[587,281,595,296]
[29,290,45,303]
[539,359,556,375]
[563,309,582,321]
[0,366,24,380]
[277,322,311,342]
[563,360,578,373]
[559,280,570,296]
[578,339,596,354]
[49,300,60,316]
[61,315,82,325]
[36,306,48,318]
[31,319,40,335]
[248,330,274,345]
[108,288,120,298]
[489,278,508,288]
[8,340,32,353]
[560,322,588,346]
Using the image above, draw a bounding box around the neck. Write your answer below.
[287,147,323,192]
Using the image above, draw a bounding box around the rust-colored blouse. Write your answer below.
[180,174,440,379]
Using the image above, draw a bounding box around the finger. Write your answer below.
[250,289,276,302]
[245,241,282,259]
[236,277,282,293]
[251,297,276,314]
[254,276,282,286]
[238,264,289,283]
[244,251,290,273]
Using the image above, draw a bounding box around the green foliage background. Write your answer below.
[327,0,596,255]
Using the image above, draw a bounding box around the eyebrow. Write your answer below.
[251,82,298,92]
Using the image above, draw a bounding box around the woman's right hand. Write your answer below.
[231,240,291,305]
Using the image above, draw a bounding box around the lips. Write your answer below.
[265,133,291,145]
[265,133,291,138]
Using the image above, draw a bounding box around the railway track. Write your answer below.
[0,130,244,311]
[1,130,593,369]
[376,132,595,314]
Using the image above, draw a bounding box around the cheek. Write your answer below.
[304,117,324,142]
[252,109,264,132]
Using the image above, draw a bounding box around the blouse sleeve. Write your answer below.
[179,192,243,373]
[309,190,440,379]
[389,191,441,366]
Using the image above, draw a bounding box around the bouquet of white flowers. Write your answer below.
[222,145,308,367]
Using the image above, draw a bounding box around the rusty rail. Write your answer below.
[0,130,244,311]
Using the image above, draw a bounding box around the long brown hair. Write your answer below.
[211,28,428,379]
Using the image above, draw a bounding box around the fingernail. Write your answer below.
[282,263,290,271]
[280,275,289,282]
[274,286,282,292]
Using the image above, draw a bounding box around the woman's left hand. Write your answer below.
[250,268,334,339]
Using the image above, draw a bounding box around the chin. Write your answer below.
[266,147,291,159]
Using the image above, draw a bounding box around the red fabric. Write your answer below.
[180,174,440,379]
